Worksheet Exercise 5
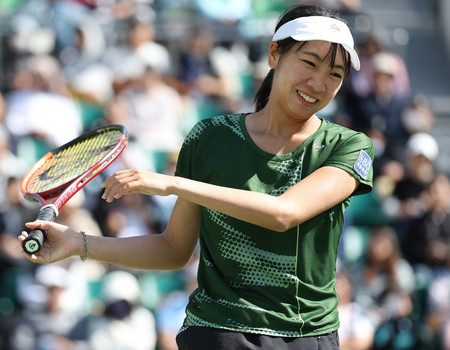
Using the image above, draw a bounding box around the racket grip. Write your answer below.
[22,204,58,255]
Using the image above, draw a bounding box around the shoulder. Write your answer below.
[184,114,245,143]
[320,119,373,150]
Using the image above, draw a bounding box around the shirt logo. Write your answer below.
[354,150,372,180]
[314,143,325,150]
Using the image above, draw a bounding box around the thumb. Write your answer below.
[25,220,49,230]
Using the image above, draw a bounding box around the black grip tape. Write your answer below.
[22,205,57,255]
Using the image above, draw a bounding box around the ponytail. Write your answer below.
[253,69,274,112]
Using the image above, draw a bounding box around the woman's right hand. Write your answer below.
[18,221,81,263]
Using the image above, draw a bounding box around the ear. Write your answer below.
[268,42,280,69]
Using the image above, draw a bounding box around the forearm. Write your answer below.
[169,166,359,231]
[78,233,188,270]
[170,176,291,231]
[80,197,200,269]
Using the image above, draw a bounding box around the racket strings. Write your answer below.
[26,130,123,193]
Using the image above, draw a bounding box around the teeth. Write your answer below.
[299,92,317,103]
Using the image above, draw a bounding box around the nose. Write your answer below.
[306,72,326,92]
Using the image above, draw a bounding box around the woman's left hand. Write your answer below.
[101,168,174,202]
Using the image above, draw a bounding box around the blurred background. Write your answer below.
[0,0,450,349]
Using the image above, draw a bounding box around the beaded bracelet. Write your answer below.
[80,231,88,262]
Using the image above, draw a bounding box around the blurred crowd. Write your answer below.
[0,0,449,349]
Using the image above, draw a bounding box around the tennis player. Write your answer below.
[19,5,374,349]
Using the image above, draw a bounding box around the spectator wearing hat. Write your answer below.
[349,52,409,167]
[389,132,439,222]
[69,270,157,350]
[8,264,82,350]
[347,34,410,101]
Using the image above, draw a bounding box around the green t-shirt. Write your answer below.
[175,113,374,337]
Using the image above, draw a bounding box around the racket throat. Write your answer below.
[38,204,59,221]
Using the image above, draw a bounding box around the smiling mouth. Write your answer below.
[298,91,318,104]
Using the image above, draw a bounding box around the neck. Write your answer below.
[245,110,322,155]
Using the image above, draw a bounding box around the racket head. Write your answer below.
[21,124,128,206]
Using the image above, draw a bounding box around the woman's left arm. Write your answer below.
[101,166,359,232]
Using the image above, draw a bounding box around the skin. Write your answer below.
[18,40,359,269]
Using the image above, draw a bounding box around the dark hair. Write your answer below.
[253,5,352,112]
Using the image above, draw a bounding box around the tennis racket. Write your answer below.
[21,124,128,255]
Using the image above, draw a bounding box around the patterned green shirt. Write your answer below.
[175,113,374,337]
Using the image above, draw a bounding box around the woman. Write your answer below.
[19,5,374,349]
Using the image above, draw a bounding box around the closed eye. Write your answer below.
[330,72,343,79]
[302,60,316,67]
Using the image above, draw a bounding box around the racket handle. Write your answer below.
[22,205,58,255]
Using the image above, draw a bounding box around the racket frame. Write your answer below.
[21,124,128,210]
[20,124,128,255]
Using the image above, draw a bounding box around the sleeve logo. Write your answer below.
[353,150,372,180]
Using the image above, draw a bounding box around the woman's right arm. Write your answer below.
[18,197,201,270]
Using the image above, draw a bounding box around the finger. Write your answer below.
[101,172,120,189]
[21,250,41,262]
[102,175,135,202]
[18,231,28,243]
[105,178,142,202]
[101,169,132,188]
[101,177,122,200]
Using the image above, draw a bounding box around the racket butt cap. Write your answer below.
[22,204,58,255]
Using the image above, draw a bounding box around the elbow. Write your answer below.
[161,249,193,270]
[271,219,297,233]
[268,206,301,232]
[170,256,191,271]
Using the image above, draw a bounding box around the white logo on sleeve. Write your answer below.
[353,150,372,180]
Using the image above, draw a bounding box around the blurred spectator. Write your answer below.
[103,18,171,94]
[370,95,436,186]
[56,190,103,237]
[60,15,114,128]
[351,225,416,327]
[9,264,83,350]
[69,270,157,350]
[348,33,410,100]
[401,95,436,137]
[0,125,26,205]
[350,52,408,156]
[371,291,428,350]
[173,27,241,118]
[100,94,156,172]
[401,174,450,271]
[122,54,185,172]
[336,267,375,350]
[427,264,450,349]
[155,256,199,350]
[389,133,439,221]
[0,176,34,259]
[93,193,158,239]
[4,55,83,163]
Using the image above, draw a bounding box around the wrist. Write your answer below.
[79,231,88,261]
[171,176,190,197]
[72,230,88,261]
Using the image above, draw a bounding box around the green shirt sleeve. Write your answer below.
[323,131,374,196]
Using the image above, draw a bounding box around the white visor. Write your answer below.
[272,16,360,71]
